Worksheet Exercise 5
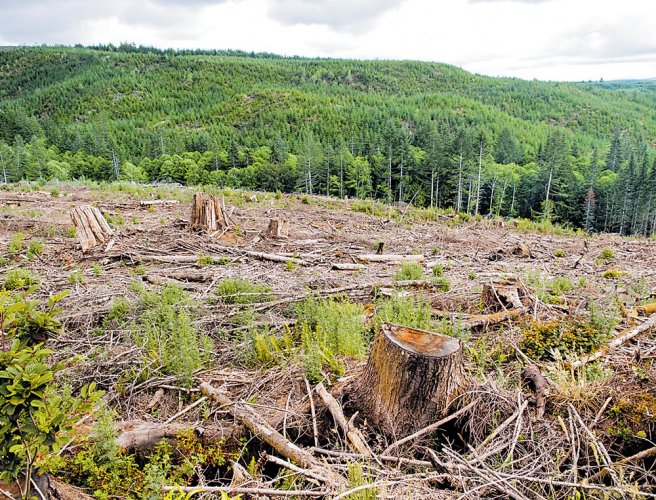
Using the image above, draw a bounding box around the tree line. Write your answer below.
[1,46,656,235]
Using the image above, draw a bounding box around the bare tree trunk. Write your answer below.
[350,323,467,437]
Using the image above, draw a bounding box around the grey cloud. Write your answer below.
[268,0,406,33]
[0,0,222,45]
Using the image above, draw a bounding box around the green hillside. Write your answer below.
[1,45,655,234]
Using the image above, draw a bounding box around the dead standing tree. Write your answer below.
[350,323,468,437]
[189,192,227,234]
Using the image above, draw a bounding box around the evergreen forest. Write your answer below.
[2,44,656,235]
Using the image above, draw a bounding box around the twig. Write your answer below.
[304,378,320,448]
[163,396,207,424]
[383,399,477,455]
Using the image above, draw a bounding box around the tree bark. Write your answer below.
[69,205,113,252]
[266,218,289,238]
[189,192,227,233]
[350,323,467,437]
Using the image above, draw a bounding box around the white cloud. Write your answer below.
[0,0,654,81]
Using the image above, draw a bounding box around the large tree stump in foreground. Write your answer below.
[69,205,113,252]
[190,192,227,233]
[352,323,467,437]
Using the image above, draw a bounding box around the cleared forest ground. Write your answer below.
[1,181,656,499]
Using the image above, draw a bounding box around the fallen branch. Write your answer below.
[200,381,344,488]
[570,315,656,369]
[356,254,425,263]
[116,421,190,450]
[332,263,366,271]
[382,399,477,455]
[315,382,371,457]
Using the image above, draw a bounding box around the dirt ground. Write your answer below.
[2,183,656,498]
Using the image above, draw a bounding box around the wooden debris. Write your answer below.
[511,243,532,258]
[570,315,656,369]
[332,263,366,271]
[201,381,314,468]
[315,382,371,457]
[383,399,478,455]
[522,365,548,418]
[266,218,290,238]
[116,421,190,450]
[356,254,425,263]
[162,486,326,497]
[463,309,520,329]
[482,281,524,312]
[139,200,179,207]
[189,192,227,233]
[350,323,467,436]
[69,205,114,252]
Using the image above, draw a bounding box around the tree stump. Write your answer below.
[266,218,289,238]
[69,205,113,252]
[351,322,467,437]
[190,192,227,233]
[481,280,525,312]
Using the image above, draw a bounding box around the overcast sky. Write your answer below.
[1,0,655,82]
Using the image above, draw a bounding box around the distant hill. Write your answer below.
[0,45,655,234]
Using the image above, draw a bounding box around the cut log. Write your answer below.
[350,322,467,437]
[356,254,425,263]
[266,218,290,238]
[189,192,227,233]
[69,205,114,252]
[482,281,524,312]
[332,263,366,271]
[115,421,189,450]
[139,199,179,206]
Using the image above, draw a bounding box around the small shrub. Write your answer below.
[215,278,273,304]
[68,269,86,285]
[597,247,615,264]
[285,259,297,271]
[603,269,626,280]
[65,226,77,238]
[374,294,433,331]
[3,268,40,290]
[104,210,125,228]
[521,319,609,361]
[8,231,25,254]
[394,261,423,281]
[295,295,369,382]
[468,271,477,280]
[301,195,310,205]
[130,284,213,386]
[432,276,451,292]
[27,239,45,258]
[92,263,103,276]
[50,188,60,197]
[196,254,216,267]
[554,249,566,257]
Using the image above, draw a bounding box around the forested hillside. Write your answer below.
[1,45,656,234]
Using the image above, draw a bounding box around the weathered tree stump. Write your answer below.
[69,205,113,252]
[351,323,467,437]
[482,280,525,312]
[190,192,227,233]
[266,218,289,238]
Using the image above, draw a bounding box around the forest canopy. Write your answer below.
[1,45,656,235]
